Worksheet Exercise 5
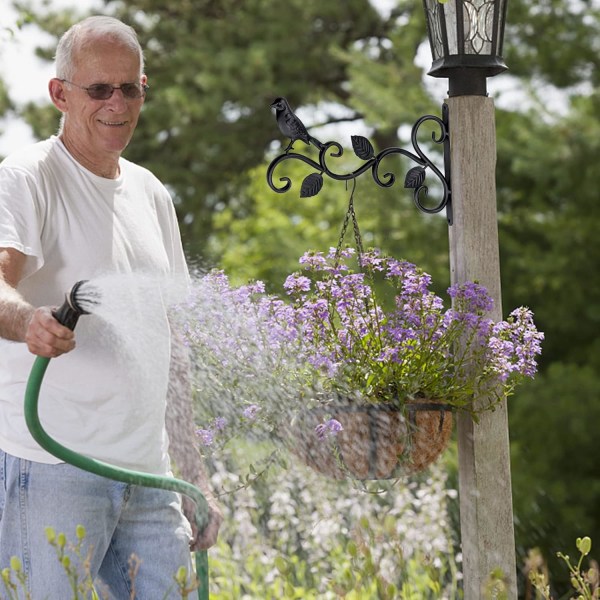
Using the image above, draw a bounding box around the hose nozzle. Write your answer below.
[52,280,99,331]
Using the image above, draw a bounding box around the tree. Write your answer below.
[497,93,600,367]
[0,23,19,151]
[509,363,600,594]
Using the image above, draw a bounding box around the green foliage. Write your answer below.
[1,556,30,600]
[208,543,322,599]
[0,25,18,155]
[1,526,101,600]
[1,525,198,600]
[497,91,600,368]
[204,441,461,598]
[529,537,600,600]
[483,568,511,600]
[208,162,358,289]
[209,152,450,294]
[18,102,61,141]
[0,79,14,119]
[504,0,599,88]
[44,525,101,600]
[510,363,600,594]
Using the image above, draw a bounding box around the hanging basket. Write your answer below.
[290,399,453,480]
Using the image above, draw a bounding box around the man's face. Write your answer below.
[60,37,146,158]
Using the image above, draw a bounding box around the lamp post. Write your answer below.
[422,1,516,598]
[267,0,513,596]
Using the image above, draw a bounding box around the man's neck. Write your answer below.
[59,133,121,179]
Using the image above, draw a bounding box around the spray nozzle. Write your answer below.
[52,280,100,331]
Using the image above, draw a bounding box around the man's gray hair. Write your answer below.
[55,16,145,80]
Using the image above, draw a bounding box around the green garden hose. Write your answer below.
[24,282,210,599]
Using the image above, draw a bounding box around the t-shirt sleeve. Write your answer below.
[0,165,45,278]
[155,186,189,279]
[153,185,190,305]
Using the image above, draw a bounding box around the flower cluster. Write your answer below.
[171,270,310,451]
[177,248,543,452]
[276,247,543,412]
[195,405,262,448]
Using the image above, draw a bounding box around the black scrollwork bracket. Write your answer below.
[267,103,452,225]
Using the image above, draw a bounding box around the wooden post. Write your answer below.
[447,95,517,599]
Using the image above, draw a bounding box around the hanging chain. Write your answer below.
[333,177,376,317]
[334,177,365,268]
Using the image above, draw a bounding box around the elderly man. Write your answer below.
[0,15,221,598]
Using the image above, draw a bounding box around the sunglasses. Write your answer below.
[60,79,149,100]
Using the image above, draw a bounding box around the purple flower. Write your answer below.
[315,418,344,441]
[327,247,355,262]
[299,251,328,271]
[242,404,261,420]
[359,249,385,271]
[480,306,544,384]
[448,282,494,314]
[506,307,544,376]
[386,258,416,280]
[196,428,214,447]
[214,416,227,431]
[486,335,515,382]
[283,273,311,294]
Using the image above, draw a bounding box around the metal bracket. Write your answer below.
[267,103,452,225]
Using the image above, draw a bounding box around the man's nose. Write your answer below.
[105,88,129,108]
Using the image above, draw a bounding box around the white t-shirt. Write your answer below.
[0,136,189,474]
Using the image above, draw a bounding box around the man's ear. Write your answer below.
[48,78,68,112]
[141,74,148,104]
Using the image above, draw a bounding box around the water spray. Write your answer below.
[24,280,210,600]
[51,279,98,329]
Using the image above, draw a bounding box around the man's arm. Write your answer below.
[166,327,223,551]
[0,247,75,356]
[0,247,33,341]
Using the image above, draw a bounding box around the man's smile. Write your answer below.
[99,119,127,126]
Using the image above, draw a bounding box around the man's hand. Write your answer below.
[1,247,74,356]
[25,306,76,357]
[183,495,224,551]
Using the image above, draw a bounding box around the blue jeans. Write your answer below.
[0,451,194,599]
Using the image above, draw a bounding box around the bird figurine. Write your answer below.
[271,97,323,153]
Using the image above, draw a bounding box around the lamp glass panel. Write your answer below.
[463,0,497,55]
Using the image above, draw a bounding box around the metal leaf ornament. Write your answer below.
[300,172,324,197]
[404,166,426,189]
[351,135,375,160]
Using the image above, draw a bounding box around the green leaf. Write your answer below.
[576,536,592,556]
[274,556,288,574]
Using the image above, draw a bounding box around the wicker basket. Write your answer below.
[291,400,453,480]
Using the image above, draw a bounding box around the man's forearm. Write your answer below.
[0,279,33,342]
